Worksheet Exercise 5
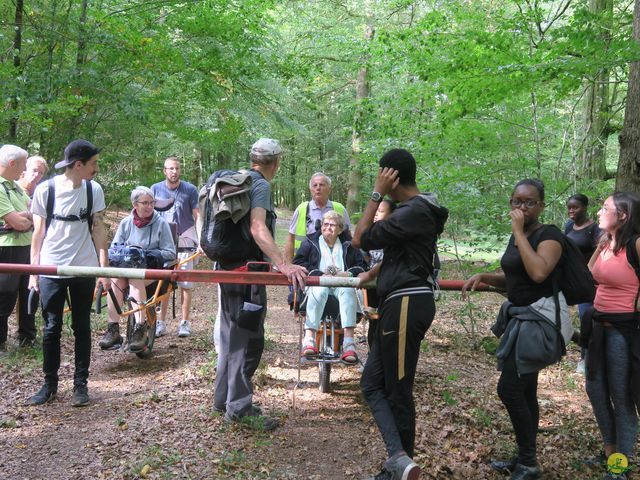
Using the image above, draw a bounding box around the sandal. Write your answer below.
[301,339,318,358]
[341,344,358,365]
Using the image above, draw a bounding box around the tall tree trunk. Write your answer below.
[616,0,640,193]
[8,0,24,141]
[347,4,374,214]
[581,0,613,179]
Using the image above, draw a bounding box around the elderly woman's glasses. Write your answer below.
[509,198,541,209]
[137,201,155,207]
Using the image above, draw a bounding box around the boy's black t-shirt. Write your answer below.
[501,225,564,306]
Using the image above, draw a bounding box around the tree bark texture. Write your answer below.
[581,0,613,180]
[347,5,374,215]
[8,0,24,141]
[616,0,640,193]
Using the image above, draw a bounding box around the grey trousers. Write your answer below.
[586,327,638,459]
[214,282,266,416]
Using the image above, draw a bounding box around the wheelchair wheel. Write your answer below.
[136,305,157,359]
[319,362,332,393]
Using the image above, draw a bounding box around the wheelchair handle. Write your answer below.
[95,283,104,315]
[107,287,123,316]
[27,288,39,316]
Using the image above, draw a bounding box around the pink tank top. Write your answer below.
[592,246,640,313]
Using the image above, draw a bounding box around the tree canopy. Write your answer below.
[2,0,639,235]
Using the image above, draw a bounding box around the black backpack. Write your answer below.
[45,178,93,233]
[548,226,596,305]
[198,169,262,268]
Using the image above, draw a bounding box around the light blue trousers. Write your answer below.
[305,286,357,331]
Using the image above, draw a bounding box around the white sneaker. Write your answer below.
[178,320,191,337]
[155,320,167,338]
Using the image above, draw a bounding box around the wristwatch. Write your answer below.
[371,191,383,203]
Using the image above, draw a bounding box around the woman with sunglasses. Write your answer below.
[463,179,566,480]
[584,192,640,480]
[98,186,176,352]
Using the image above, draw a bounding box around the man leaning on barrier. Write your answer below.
[213,138,307,431]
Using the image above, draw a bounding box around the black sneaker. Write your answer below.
[99,323,122,350]
[27,385,57,405]
[511,463,542,480]
[18,337,36,348]
[490,458,518,474]
[128,323,148,352]
[71,384,90,407]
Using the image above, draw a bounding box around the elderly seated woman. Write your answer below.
[293,210,366,364]
[99,186,176,352]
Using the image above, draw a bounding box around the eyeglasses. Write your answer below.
[137,201,155,207]
[510,198,541,209]
[322,222,339,228]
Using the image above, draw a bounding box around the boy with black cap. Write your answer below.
[27,139,110,407]
[352,148,448,480]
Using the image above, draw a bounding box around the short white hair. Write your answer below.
[0,145,28,168]
[130,186,155,205]
[26,155,49,173]
[309,172,332,188]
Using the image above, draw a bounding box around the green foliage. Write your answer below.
[2,0,636,226]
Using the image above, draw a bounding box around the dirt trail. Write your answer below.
[0,210,608,479]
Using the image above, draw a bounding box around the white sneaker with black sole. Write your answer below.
[155,320,167,337]
[178,320,191,337]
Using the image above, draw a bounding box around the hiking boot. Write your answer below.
[27,384,57,406]
[510,463,542,480]
[129,323,148,352]
[224,409,279,431]
[99,323,122,350]
[214,404,262,415]
[385,453,420,480]
[178,320,191,337]
[490,458,517,474]
[71,384,90,407]
[155,319,167,337]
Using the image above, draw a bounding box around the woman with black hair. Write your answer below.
[565,193,601,374]
[463,179,568,480]
[585,192,640,480]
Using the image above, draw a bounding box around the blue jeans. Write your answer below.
[40,276,95,388]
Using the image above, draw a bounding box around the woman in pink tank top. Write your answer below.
[584,192,640,480]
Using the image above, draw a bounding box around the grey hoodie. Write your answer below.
[111,210,176,263]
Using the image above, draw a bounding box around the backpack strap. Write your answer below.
[45,178,55,232]
[45,178,93,234]
[86,180,93,234]
[626,234,640,310]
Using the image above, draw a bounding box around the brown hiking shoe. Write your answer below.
[98,323,122,350]
[129,323,148,352]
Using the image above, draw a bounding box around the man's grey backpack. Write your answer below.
[198,169,261,268]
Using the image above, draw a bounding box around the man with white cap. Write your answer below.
[213,138,307,431]
[27,139,110,407]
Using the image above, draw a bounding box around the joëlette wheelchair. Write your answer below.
[97,215,199,359]
[293,287,363,393]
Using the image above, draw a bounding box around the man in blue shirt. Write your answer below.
[151,156,199,338]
